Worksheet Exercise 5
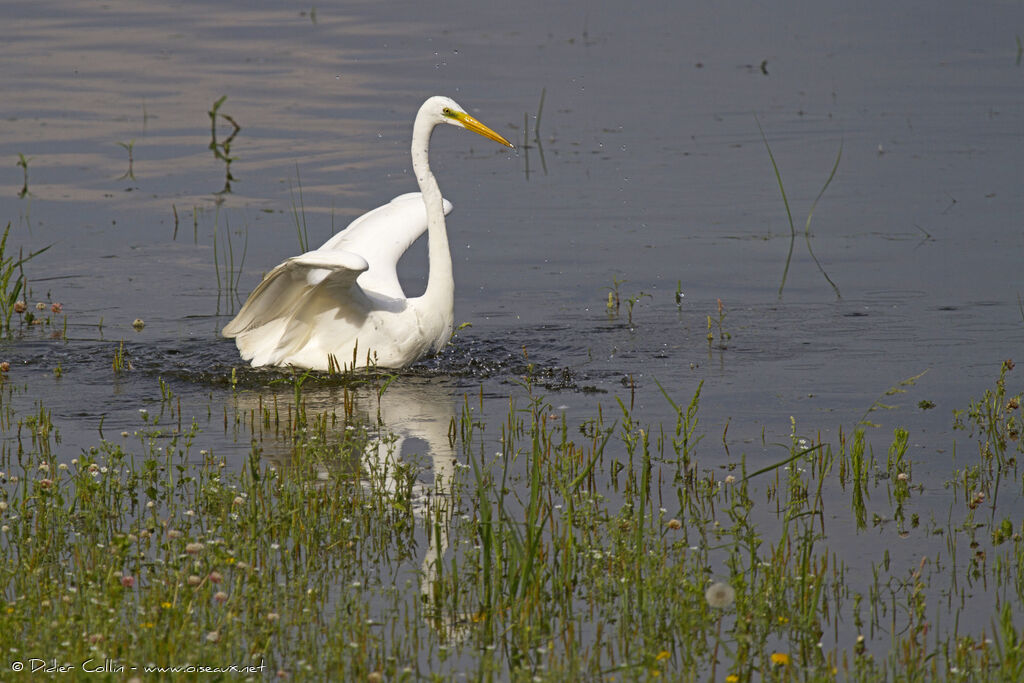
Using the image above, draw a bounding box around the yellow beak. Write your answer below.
[457,112,515,149]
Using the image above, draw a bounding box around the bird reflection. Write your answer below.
[237,375,465,639]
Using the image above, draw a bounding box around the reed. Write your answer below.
[0,361,1020,680]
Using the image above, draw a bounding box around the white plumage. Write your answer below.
[222,96,513,370]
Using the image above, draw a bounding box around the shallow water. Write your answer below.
[1,0,1023,669]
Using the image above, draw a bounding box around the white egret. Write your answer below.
[222,96,513,370]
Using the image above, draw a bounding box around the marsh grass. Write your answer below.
[0,223,51,338]
[756,118,842,300]
[289,165,311,253]
[212,210,248,311]
[0,362,1022,680]
[520,88,548,180]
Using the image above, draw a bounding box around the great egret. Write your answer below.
[222,96,513,370]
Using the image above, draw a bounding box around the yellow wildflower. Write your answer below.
[770,652,790,666]
[726,676,740,683]
[655,650,670,662]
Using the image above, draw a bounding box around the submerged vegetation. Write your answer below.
[0,357,1021,680]
[208,96,241,195]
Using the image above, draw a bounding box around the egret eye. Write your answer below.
[442,107,455,117]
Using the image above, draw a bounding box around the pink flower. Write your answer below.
[121,575,135,588]
[50,302,63,314]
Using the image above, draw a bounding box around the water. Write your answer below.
[1,0,1022,670]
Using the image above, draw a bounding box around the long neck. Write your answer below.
[411,112,454,319]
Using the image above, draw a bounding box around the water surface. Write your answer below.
[1,0,1022,669]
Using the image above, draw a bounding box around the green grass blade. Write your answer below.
[803,140,843,298]
[755,116,797,298]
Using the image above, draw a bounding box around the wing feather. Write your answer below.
[319,192,452,299]
[222,250,368,337]
[223,192,452,369]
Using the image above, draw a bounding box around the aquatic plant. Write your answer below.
[112,339,131,373]
[117,139,136,180]
[0,223,50,338]
[604,276,650,328]
[0,363,1022,679]
[521,88,548,179]
[624,290,650,328]
[208,95,241,194]
[706,297,731,349]
[606,276,624,317]
[289,164,311,253]
[16,153,30,199]
[756,117,842,299]
[211,209,247,312]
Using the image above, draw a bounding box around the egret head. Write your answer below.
[426,95,514,148]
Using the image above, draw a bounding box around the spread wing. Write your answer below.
[319,192,453,299]
[222,249,368,338]
[222,192,453,367]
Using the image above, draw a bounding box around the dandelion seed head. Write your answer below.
[704,582,735,609]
